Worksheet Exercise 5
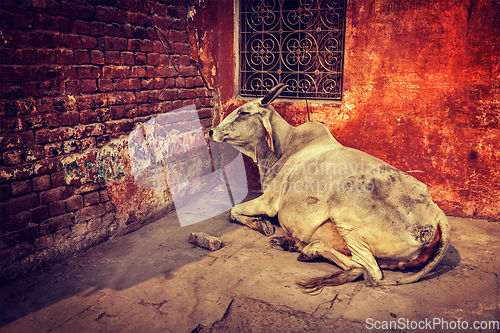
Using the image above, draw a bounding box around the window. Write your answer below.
[239,0,347,100]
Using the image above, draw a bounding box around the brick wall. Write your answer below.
[0,0,215,282]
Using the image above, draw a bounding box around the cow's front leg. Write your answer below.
[230,196,277,236]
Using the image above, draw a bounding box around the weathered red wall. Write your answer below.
[339,0,500,219]
[193,0,500,220]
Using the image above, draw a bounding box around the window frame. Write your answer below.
[234,0,347,103]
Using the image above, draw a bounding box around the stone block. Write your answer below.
[105,51,120,64]
[11,179,32,196]
[99,189,110,202]
[0,184,11,202]
[87,217,102,231]
[48,200,66,216]
[0,212,29,233]
[40,212,74,235]
[37,49,56,64]
[34,233,54,250]
[79,108,111,124]
[0,225,38,249]
[62,139,81,154]
[102,213,115,227]
[80,137,96,150]
[91,50,105,65]
[84,191,100,206]
[2,150,24,166]
[33,158,62,176]
[74,50,90,64]
[147,53,159,66]
[56,49,73,64]
[0,242,34,264]
[105,201,115,213]
[32,175,51,191]
[98,79,113,92]
[96,6,127,23]
[98,36,128,50]
[74,182,104,195]
[75,203,106,223]
[120,51,135,65]
[80,79,98,93]
[61,112,79,126]
[0,192,38,216]
[29,204,48,222]
[0,131,35,150]
[135,52,147,65]
[66,195,83,211]
[74,123,105,139]
[35,127,74,144]
[75,65,101,79]
[105,119,134,133]
[39,186,74,205]
[188,232,222,251]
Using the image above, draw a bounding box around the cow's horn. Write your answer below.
[260,83,288,106]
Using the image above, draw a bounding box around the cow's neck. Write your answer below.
[255,110,295,180]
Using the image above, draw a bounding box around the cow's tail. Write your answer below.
[296,267,369,294]
[378,211,451,286]
[296,211,451,292]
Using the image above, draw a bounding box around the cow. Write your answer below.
[208,83,451,293]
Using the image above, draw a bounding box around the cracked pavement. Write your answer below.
[1,193,499,332]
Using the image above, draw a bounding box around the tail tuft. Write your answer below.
[296,267,367,294]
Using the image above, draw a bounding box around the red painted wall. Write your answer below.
[192,0,500,220]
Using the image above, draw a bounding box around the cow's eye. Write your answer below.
[239,110,250,115]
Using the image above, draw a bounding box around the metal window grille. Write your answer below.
[239,0,346,100]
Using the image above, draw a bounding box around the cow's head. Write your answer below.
[208,84,288,161]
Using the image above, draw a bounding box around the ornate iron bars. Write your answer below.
[240,0,346,100]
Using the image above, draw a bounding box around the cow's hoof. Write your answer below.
[297,250,320,261]
[270,237,289,250]
[257,219,274,236]
[297,253,312,261]
[270,236,303,252]
[270,237,288,250]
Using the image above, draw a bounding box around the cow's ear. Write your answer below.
[260,83,288,106]
[261,111,274,152]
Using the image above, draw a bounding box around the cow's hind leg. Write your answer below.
[297,240,353,270]
[230,194,277,236]
[295,240,383,293]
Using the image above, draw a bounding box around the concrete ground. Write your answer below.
[1,193,499,333]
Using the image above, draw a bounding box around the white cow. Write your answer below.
[209,84,451,292]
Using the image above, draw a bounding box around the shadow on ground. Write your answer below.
[0,206,241,325]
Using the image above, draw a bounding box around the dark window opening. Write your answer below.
[239,0,347,100]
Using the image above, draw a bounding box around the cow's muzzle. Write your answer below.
[207,129,219,141]
[207,128,223,142]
